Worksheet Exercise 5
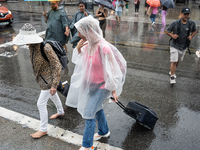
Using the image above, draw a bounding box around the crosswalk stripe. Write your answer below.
[0,106,123,150]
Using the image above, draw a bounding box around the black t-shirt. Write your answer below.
[166,19,197,50]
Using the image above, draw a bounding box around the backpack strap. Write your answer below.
[40,41,49,62]
[169,20,180,47]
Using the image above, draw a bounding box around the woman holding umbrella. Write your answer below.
[96,4,108,38]
[146,0,160,25]
[160,0,176,26]
[161,5,168,26]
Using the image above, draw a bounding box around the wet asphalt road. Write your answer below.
[0,1,200,150]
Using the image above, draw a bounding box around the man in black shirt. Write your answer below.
[165,7,197,84]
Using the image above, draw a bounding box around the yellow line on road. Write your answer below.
[108,41,197,52]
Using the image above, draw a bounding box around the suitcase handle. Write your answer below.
[110,97,140,116]
[110,97,126,110]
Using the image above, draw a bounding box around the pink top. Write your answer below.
[85,44,112,89]
[151,7,158,15]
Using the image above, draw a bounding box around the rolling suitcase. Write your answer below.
[111,97,158,130]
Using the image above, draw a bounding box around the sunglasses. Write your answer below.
[183,13,189,16]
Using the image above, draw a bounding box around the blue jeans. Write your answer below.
[82,109,109,148]
[150,14,157,23]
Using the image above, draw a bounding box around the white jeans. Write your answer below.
[37,90,64,132]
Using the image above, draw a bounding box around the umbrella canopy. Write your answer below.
[160,0,175,8]
[94,0,115,10]
[146,0,161,7]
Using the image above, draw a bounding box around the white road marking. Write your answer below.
[0,106,123,150]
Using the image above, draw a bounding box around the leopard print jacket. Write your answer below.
[29,43,62,90]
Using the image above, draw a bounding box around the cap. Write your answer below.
[182,7,190,14]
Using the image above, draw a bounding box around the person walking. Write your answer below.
[111,0,116,15]
[144,0,149,15]
[70,1,92,48]
[43,1,70,53]
[165,7,197,84]
[134,0,140,15]
[115,0,124,25]
[150,6,158,26]
[65,16,127,150]
[96,4,108,38]
[161,6,168,26]
[13,23,65,138]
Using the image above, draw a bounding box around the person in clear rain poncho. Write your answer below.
[65,15,127,150]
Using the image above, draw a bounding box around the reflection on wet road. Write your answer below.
[0,6,200,150]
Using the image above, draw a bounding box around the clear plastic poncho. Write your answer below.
[65,15,127,119]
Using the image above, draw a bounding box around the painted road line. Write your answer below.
[0,106,123,150]
[0,31,46,48]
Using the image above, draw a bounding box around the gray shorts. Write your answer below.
[170,47,187,62]
[115,11,122,17]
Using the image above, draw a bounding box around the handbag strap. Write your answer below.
[40,74,48,84]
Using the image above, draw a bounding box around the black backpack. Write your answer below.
[40,40,69,69]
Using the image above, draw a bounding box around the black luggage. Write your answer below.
[111,97,158,130]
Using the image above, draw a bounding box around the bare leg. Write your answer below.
[63,44,67,54]
[115,16,118,23]
[119,17,121,24]
[170,62,178,75]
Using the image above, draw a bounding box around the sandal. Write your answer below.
[93,131,110,141]
[79,146,95,150]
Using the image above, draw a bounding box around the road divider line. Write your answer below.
[0,106,123,150]
[0,31,46,48]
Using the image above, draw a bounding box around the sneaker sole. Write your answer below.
[93,131,110,141]
[170,79,176,84]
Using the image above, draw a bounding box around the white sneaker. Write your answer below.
[170,76,176,84]
[196,51,200,58]
[169,71,176,78]
[152,22,155,26]
[93,131,110,141]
